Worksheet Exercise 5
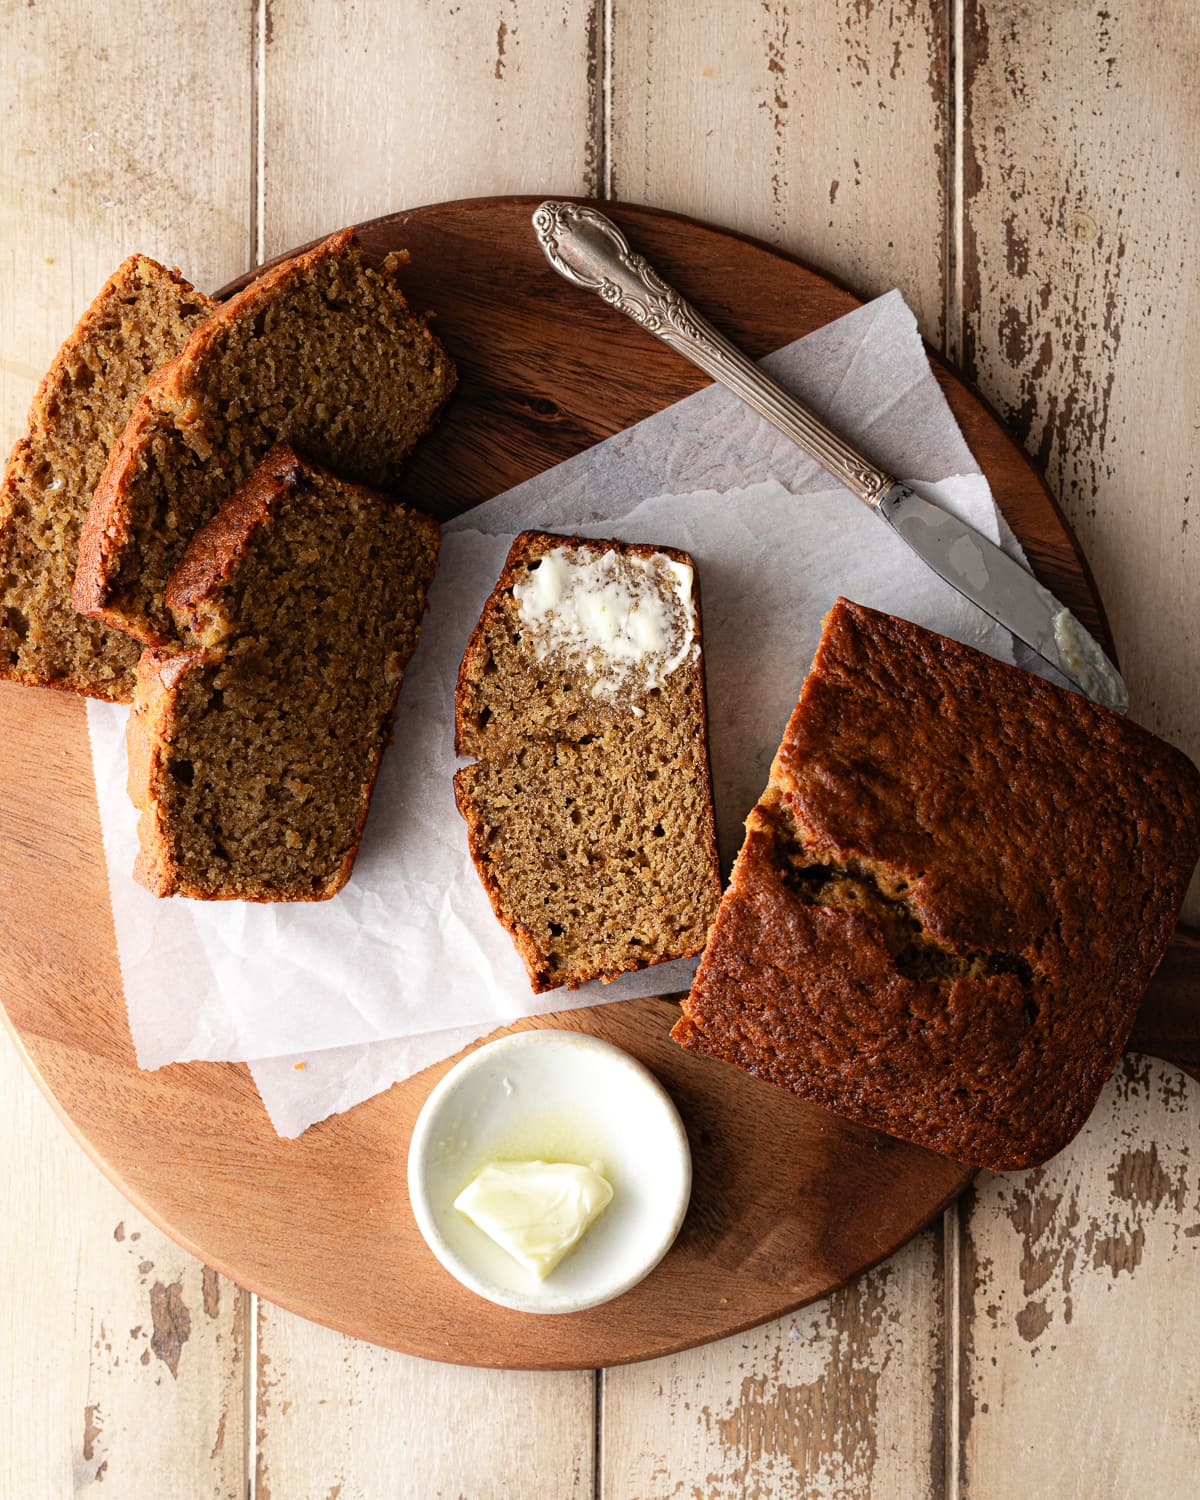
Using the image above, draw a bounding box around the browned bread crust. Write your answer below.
[74,230,455,647]
[673,597,1200,1170]
[455,530,723,992]
[164,444,309,634]
[0,256,211,699]
[127,445,440,901]
[126,643,210,895]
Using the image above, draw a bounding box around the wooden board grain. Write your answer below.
[0,195,1194,1371]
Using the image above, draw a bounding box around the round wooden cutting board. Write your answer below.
[2,197,1195,1370]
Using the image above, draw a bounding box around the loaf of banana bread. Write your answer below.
[673,597,1200,1170]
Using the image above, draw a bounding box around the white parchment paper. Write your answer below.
[86,290,1033,1136]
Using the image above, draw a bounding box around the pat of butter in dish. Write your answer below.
[454,1159,614,1280]
[512,546,696,702]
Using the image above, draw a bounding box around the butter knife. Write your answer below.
[532,200,1128,714]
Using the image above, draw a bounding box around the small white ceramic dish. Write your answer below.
[407,1029,692,1314]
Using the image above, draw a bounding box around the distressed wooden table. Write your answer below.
[2,2,1197,1495]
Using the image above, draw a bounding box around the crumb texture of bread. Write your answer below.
[454,530,722,993]
[0,256,212,700]
[126,446,440,901]
[75,230,456,647]
[673,597,1200,1171]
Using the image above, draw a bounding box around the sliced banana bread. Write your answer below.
[0,256,211,699]
[76,230,455,648]
[127,445,440,901]
[454,530,722,992]
[673,597,1200,1171]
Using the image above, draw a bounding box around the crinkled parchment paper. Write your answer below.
[86,290,1034,1135]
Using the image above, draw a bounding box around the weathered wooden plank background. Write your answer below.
[2,1,1197,1495]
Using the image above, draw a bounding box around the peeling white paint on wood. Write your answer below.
[961,0,1200,921]
[0,1036,247,1498]
[959,1059,1200,1497]
[602,1230,945,1500]
[258,0,603,258]
[602,12,953,1493]
[609,0,949,343]
[253,1302,594,1500]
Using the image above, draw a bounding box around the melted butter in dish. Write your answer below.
[512,545,697,701]
[454,1159,614,1279]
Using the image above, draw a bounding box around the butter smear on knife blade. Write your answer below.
[1051,608,1127,708]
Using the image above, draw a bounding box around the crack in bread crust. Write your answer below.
[762,792,1036,987]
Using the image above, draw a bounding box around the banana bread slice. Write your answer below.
[75,230,455,648]
[673,597,1200,1171]
[454,530,722,992]
[0,256,211,700]
[127,445,440,901]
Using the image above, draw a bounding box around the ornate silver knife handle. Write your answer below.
[532,199,895,507]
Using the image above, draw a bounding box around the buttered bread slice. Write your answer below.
[454,530,722,992]
[127,446,439,901]
[76,230,455,648]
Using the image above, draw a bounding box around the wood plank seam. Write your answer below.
[599,0,614,199]
[944,1193,961,1500]
[593,1368,604,1500]
[589,2,611,1462]
[944,9,966,1495]
[245,1290,258,1500]
[252,0,267,268]
[942,5,972,1488]
[247,6,266,1493]
[946,0,965,364]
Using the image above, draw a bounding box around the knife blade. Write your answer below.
[532,199,1129,715]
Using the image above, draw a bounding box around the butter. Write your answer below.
[512,546,697,702]
[1051,606,1126,705]
[454,1159,614,1279]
